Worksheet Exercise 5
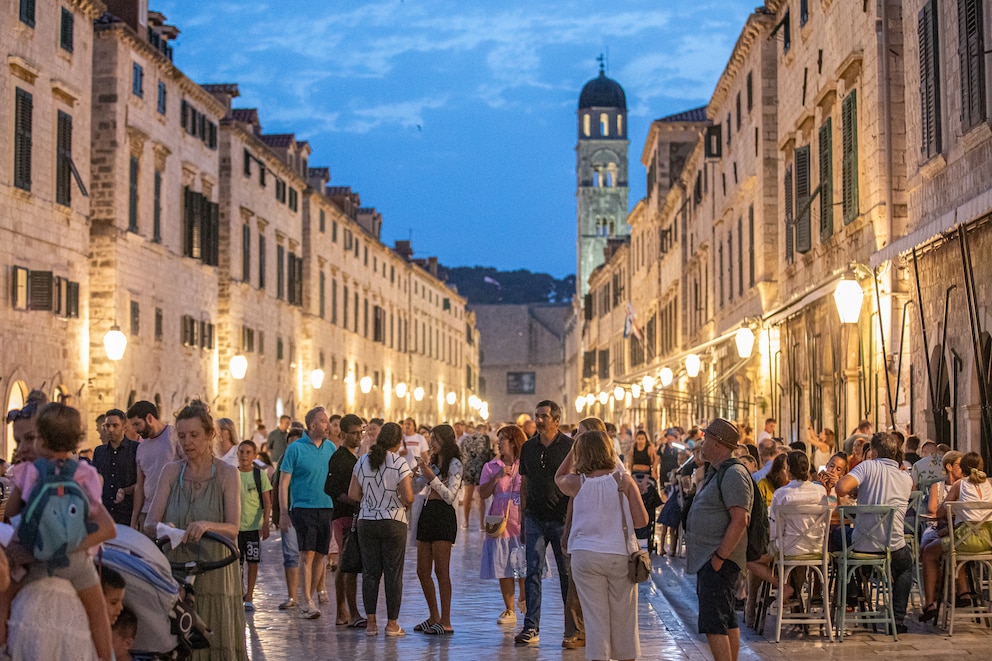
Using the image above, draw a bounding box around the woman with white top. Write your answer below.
[555,430,649,661]
[348,422,414,637]
[411,424,463,636]
[215,418,240,466]
[920,451,992,622]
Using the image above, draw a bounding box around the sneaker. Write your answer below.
[278,599,298,610]
[514,628,539,645]
[300,606,321,620]
[244,601,255,612]
[561,635,585,649]
[497,609,517,624]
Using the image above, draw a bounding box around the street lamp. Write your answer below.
[446,391,456,405]
[685,354,701,378]
[230,354,248,380]
[395,382,408,398]
[735,327,755,359]
[631,383,641,399]
[585,393,595,407]
[660,367,674,387]
[574,396,584,413]
[103,326,127,361]
[310,368,325,390]
[834,278,865,324]
[598,391,608,405]
[414,386,425,401]
[642,375,655,393]
[359,376,373,394]
[613,385,625,401]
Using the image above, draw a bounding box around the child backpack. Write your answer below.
[19,457,97,572]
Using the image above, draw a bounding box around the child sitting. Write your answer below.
[111,606,137,661]
[237,440,272,611]
[2,403,117,660]
[101,565,126,625]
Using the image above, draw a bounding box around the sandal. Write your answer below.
[385,627,406,637]
[423,623,446,635]
[348,617,368,628]
[413,619,433,632]
[365,626,378,637]
[919,603,939,623]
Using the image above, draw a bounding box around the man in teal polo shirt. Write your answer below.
[279,406,336,619]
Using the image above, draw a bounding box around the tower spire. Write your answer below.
[596,53,605,74]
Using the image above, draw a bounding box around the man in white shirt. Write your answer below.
[835,432,913,634]
[400,417,429,470]
[755,418,776,445]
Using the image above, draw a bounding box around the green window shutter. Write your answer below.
[737,216,744,297]
[56,111,72,206]
[258,234,266,290]
[153,170,162,242]
[242,224,251,282]
[958,0,986,130]
[128,156,139,231]
[20,0,35,27]
[784,165,794,263]
[748,205,755,287]
[276,245,285,300]
[919,1,942,158]
[14,89,33,191]
[60,8,74,52]
[842,91,859,224]
[795,146,811,253]
[819,118,833,240]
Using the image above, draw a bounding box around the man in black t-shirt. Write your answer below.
[326,413,363,626]
[515,400,583,648]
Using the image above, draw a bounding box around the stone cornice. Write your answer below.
[708,12,775,117]
[224,121,307,188]
[68,0,107,20]
[8,56,39,84]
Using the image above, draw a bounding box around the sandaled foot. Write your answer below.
[413,619,433,632]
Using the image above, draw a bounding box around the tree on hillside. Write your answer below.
[440,266,574,305]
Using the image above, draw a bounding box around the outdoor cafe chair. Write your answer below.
[771,503,833,642]
[833,504,898,642]
[941,500,992,635]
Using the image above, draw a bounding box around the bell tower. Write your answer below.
[576,58,629,300]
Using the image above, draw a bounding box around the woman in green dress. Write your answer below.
[146,400,246,661]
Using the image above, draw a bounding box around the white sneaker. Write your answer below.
[497,609,517,624]
[300,605,321,619]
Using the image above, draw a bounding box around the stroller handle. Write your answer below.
[156,531,240,576]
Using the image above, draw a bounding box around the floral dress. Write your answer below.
[460,433,494,486]
[479,458,524,579]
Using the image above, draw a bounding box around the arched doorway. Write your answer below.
[978,332,992,469]
[4,380,28,461]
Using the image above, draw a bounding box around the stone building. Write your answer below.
[1,0,105,457]
[472,303,570,423]
[1,0,481,454]
[892,0,992,460]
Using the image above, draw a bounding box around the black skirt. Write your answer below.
[417,498,458,544]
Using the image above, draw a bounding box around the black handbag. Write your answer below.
[339,515,363,574]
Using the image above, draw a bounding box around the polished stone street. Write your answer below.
[244,527,992,660]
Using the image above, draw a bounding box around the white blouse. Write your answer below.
[353,451,413,523]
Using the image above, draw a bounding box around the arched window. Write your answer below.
[593,167,602,187]
[600,113,609,136]
[606,163,617,187]
[5,380,27,461]
[583,114,591,137]
[617,114,623,135]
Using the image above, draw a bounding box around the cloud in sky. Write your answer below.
[156,0,757,277]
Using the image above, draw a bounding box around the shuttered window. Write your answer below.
[331,278,338,324]
[819,119,834,240]
[182,187,219,265]
[795,146,811,253]
[132,64,144,97]
[718,243,724,307]
[28,271,53,311]
[56,111,73,206]
[128,156,139,231]
[60,8,74,51]
[958,0,986,131]
[19,0,35,27]
[130,301,140,336]
[14,89,32,191]
[153,171,162,242]
[919,2,942,158]
[157,82,167,115]
[748,205,755,287]
[258,234,266,289]
[319,272,326,318]
[242,224,251,282]
[737,216,744,296]
[842,91,859,224]
[784,165,794,263]
[276,245,285,300]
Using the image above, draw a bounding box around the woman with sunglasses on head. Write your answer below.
[411,424,463,635]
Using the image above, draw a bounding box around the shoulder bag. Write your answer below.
[484,464,516,538]
[615,472,652,583]
[339,515,363,574]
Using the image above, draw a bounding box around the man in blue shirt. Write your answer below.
[279,406,336,619]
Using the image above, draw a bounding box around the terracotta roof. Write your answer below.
[259,133,295,148]
[308,167,330,179]
[325,186,353,196]
[656,105,709,123]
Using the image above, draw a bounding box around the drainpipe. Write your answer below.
[877,0,896,423]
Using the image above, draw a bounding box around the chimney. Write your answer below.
[427,256,439,277]
[103,0,147,33]
[308,167,330,192]
[394,240,413,260]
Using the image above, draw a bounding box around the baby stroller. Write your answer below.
[632,471,662,554]
[101,525,239,660]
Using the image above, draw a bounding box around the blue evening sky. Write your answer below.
[157,0,757,278]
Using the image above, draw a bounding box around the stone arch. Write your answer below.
[599,113,609,136]
[930,345,952,447]
[583,113,591,137]
[4,379,29,461]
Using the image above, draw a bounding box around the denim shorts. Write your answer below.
[696,559,740,635]
[281,522,300,568]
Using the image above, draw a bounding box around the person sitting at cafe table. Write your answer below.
[834,432,913,634]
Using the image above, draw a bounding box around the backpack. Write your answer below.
[19,458,97,571]
[715,458,769,562]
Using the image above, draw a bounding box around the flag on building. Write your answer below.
[624,302,643,341]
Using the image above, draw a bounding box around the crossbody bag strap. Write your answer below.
[614,471,632,554]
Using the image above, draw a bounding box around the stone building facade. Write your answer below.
[0,0,480,454]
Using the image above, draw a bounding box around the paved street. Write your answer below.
[244,528,992,660]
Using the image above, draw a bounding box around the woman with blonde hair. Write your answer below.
[215,418,240,466]
[920,451,992,622]
[555,431,649,661]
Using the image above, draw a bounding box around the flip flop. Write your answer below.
[348,618,368,628]
[385,627,406,637]
[413,619,432,632]
[423,623,446,635]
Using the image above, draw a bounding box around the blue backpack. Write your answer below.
[19,458,97,572]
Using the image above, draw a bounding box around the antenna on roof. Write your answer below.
[596,53,605,74]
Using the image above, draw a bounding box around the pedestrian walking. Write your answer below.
[236,439,272,611]
[326,413,364,627]
[126,401,181,532]
[92,408,138,525]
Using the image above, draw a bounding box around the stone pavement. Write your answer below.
[243,528,992,660]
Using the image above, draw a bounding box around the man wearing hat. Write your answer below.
[685,418,753,661]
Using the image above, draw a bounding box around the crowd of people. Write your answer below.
[2,387,990,661]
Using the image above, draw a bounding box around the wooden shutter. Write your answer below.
[258,234,266,289]
[816,120,833,244]
[842,91,859,224]
[153,170,162,241]
[295,257,303,306]
[60,8,73,51]
[128,156,139,230]
[748,205,755,286]
[206,200,219,266]
[784,165,794,263]
[183,187,197,258]
[737,216,744,296]
[287,252,297,304]
[66,281,79,318]
[243,149,251,177]
[14,89,32,191]
[242,224,251,282]
[795,146,811,253]
[276,245,285,300]
[958,0,986,130]
[28,271,53,311]
[20,0,35,26]
[56,111,72,206]
[919,2,942,158]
